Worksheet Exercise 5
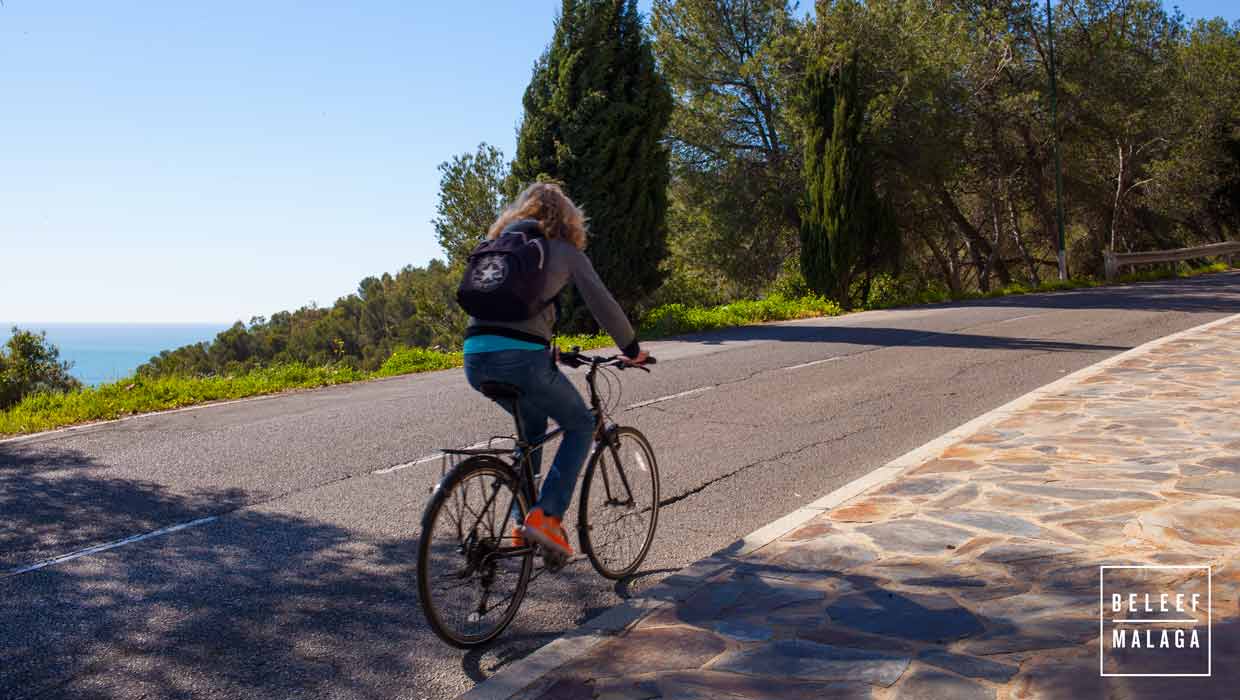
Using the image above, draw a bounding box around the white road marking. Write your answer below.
[625,386,712,410]
[2,516,219,579]
[372,455,442,474]
[783,356,841,371]
[991,311,1052,325]
[373,436,520,475]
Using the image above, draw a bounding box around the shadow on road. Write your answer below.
[690,324,1132,351]
[0,443,249,572]
[682,273,1239,348]
[0,442,624,699]
[961,271,1240,315]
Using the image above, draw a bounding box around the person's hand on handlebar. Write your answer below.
[622,350,650,366]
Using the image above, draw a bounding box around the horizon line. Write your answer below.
[3,320,238,327]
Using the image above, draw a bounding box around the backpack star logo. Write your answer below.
[473,257,507,290]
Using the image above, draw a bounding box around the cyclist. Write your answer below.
[462,182,649,562]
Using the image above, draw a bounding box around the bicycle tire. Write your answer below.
[417,455,533,647]
[577,426,660,579]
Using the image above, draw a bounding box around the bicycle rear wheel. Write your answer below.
[578,427,660,579]
[417,456,533,647]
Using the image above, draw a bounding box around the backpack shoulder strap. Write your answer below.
[503,219,545,240]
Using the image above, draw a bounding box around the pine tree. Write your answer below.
[512,0,674,324]
[799,54,898,306]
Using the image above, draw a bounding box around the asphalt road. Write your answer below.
[3,272,1238,700]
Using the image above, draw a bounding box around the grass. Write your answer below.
[967,261,1233,299]
[2,261,1234,436]
[0,363,368,436]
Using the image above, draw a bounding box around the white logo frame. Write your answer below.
[1099,564,1212,677]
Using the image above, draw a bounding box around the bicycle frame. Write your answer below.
[439,355,637,567]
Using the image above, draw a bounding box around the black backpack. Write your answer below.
[456,221,553,322]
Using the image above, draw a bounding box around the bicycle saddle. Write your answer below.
[478,381,522,401]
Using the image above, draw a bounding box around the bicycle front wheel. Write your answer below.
[578,426,660,579]
[417,456,533,647]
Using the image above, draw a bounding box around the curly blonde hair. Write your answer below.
[488,182,587,250]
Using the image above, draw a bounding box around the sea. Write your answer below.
[1,323,230,387]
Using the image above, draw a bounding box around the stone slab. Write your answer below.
[998,482,1162,501]
[976,542,1076,563]
[916,650,1018,683]
[654,671,872,700]
[1177,474,1240,497]
[824,590,983,642]
[892,668,995,700]
[560,627,727,679]
[770,535,878,572]
[857,520,973,554]
[711,640,910,687]
[925,510,1042,538]
[713,620,774,643]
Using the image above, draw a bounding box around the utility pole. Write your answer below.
[1046,0,1067,280]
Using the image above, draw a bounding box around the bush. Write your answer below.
[769,269,813,300]
[0,328,82,410]
[639,294,842,337]
[376,347,461,377]
[860,273,906,309]
[0,362,367,435]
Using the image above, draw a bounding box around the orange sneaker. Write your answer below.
[511,525,525,547]
[520,507,573,560]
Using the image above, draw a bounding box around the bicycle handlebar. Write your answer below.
[558,349,656,372]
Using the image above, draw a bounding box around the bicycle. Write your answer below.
[416,349,661,648]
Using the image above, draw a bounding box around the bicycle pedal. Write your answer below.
[542,550,570,572]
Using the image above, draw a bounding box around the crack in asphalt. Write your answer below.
[655,423,883,510]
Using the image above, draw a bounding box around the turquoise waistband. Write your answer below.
[463,334,548,354]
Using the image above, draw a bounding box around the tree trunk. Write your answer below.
[1004,184,1041,286]
[936,182,1012,291]
[1109,140,1126,253]
[917,227,961,296]
[1018,124,1060,266]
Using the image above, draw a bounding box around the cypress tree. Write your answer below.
[513,0,674,324]
[799,54,898,306]
[799,58,836,298]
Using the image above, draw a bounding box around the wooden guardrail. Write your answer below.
[1104,241,1240,281]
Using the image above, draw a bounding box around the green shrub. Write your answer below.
[554,333,613,352]
[768,269,813,300]
[0,362,365,435]
[861,273,906,309]
[376,347,461,377]
[640,294,841,337]
[0,328,82,410]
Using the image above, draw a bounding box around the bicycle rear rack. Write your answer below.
[438,435,518,477]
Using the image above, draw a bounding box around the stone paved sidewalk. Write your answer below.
[493,316,1240,700]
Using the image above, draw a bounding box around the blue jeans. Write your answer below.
[464,349,595,518]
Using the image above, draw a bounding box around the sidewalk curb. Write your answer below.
[458,311,1240,700]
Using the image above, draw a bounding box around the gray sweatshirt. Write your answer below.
[466,221,640,357]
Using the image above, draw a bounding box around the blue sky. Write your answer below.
[1,0,1234,323]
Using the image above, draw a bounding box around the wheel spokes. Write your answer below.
[420,466,531,644]
[583,432,657,577]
